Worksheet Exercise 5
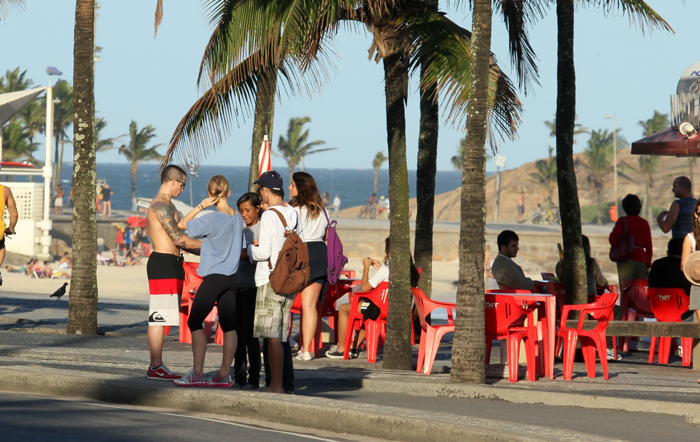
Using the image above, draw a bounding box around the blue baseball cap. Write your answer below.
[254,170,283,191]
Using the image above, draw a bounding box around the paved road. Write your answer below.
[0,392,381,442]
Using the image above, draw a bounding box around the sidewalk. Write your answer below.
[1,292,699,442]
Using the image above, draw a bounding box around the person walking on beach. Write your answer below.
[247,170,301,394]
[0,184,18,285]
[54,184,65,216]
[289,172,328,361]
[174,175,244,387]
[233,192,263,389]
[145,165,202,381]
[332,194,341,212]
[657,176,696,239]
[101,184,114,218]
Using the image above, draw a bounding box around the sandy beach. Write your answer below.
[1,253,461,304]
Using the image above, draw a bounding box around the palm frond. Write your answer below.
[586,0,673,34]
[493,0,547,94]
[404,11,523,140]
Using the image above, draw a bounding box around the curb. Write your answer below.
[358,378,700,418]
[0,368,622,442]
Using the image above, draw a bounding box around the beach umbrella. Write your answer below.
[258,135,271,177]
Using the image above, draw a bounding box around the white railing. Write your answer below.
[1,182,44,221]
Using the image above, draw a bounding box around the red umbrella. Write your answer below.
[258,135,271,177]
[127,216,147,228]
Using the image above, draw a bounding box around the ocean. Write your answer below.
[48,163,465,211]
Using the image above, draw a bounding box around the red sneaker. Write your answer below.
[145,365,180,381]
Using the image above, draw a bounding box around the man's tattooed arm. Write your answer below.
[152,201,201,250]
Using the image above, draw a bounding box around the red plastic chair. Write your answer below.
[180,262,220,344]
[647,288,692,366]
[412,288,456,375]
[619,279,652,352]
[343,282,389,363]
[556,291,618,380]
[497,283,531,292]
[485,293,540,382]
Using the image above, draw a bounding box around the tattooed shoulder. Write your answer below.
[152,201,186,247]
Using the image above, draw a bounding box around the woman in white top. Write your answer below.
[289,172,328,361]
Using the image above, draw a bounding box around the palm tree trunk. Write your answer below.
[53,130,61,192]
[248,69,277,191]
[131,161,137,204]
[373,167,379,197]
[382,51,412,371]
[555,0,586,305]
[450,0,489,384]
[68,0,98,335]
[414,26,439,299]
[596,188,602,225]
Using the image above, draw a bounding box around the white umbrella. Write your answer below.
[258,134,271,177]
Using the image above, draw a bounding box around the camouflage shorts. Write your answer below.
[253,283,295,342]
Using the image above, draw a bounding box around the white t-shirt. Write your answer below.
[368,264,389,289]
[294,206,327,242]
[248,204,303,287]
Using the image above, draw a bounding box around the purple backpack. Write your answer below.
[324,209,348,284]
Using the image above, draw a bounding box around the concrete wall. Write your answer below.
[334,223,668,278]
[51,218,123,252]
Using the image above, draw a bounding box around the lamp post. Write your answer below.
[605,114,617,212]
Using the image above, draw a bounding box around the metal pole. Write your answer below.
[39,80,55,258]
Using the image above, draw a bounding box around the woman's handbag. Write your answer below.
[609,217,636,262]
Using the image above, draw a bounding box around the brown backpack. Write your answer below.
[267,208,310,295]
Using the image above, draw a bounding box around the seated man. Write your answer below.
[648,238,692,320]
[491,230,535,291]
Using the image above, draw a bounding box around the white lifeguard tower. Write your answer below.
[0,84,57,258]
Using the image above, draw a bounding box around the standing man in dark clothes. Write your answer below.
[101,184,114,218]
[657,176,696,239]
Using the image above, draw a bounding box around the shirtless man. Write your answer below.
[145,165,202,380]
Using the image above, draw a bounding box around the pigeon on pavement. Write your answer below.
[50,282,69,300]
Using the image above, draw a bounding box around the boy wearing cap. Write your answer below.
[247,170,302,394]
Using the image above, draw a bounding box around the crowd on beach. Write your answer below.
[489,175,700,364]
[142,166,406,393]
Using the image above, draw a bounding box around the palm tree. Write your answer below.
[450,0,491,385]
[1,119,38,161]
[161,0,522,371]
[544,115,588,143]
[119,121,164,204]
[276,117,334,184]
[529,146,558,202]
[51,79,73,192]
[637,110,668,219]
[0,67,32,92]
[554,0,669,305]
[68,0,98,335]
[0,0,24,20]
[94,117,121,152]
[581,129,625,225]
[451,138,466,170]
[372,151,387,197]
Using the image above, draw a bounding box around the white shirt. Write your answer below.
[294,206,327,242]
[248,204,303,287]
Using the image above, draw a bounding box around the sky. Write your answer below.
[0,1,697,172]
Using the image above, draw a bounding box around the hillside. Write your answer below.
[340,148,695,223]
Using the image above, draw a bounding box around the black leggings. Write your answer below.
[187,273,238,333]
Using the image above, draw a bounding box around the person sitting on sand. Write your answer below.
[59,253,72,269]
